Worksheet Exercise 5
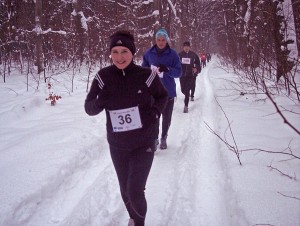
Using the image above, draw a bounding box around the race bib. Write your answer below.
[109,106,142,132]
[182,57,191,64]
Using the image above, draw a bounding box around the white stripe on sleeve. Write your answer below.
[146,69,157,87]
[95,72,104,89]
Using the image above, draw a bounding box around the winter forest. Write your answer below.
[0,0,300,226]
[1,0,299,89]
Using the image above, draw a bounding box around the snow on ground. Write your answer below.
[0,57,299,226]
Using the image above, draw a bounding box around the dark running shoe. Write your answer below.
[150,139,159,152]
[160,137,167,149]
[183,106,188,113]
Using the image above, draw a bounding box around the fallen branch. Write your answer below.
[205,98,299,166]
[277,192,300,201]
[262,80,300,136]
[6,87,19,96]
[204,97,242,165]
[204,122,239,157]
[252,224,275,226]
[267,163,296,180]
[242,147,300,160]
[215,98,240,154]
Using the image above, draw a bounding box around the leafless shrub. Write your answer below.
[205,98,300,166]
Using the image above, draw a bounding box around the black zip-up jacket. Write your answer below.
[178,50,201,77]
[85,61,168,149]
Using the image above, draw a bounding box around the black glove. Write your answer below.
[150,107,160,120]
[158,64,169,73]
[97,91,109,108]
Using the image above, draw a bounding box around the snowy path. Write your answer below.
[1,61,243,226]
[1,58,299,226]
[146,64,234,226]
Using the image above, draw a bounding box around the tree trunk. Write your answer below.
[291,0,300,56]
[34,0,44,81]
[153,0,162,32]
[72,0,87,64]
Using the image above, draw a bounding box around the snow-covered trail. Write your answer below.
[146,62,236,226]
[1,59,245,226]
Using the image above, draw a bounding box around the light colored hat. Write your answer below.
[155,28,170,42]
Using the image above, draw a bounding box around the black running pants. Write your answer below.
[109,144,154,226]
[161,97,175,138]
[180,77,196,106]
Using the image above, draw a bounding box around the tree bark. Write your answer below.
[72,0,87,63]
[34,0,44,79]
[153,0,162,32]
[291,0,300,56]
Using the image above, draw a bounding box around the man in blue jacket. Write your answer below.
[142,28,182,150]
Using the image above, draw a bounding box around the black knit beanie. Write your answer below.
[109,30,136,55]
[183,41,190,47]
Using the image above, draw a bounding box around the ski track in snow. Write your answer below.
[146,64,247,226]
[3,62,249,226]
[3,130,113,226]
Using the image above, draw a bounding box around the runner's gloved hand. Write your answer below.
[97,91,109,108]
[158,64,169,73]
[151,64,163,77]
[150,107,160,120]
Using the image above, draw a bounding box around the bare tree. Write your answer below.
[153,0,162,32]
[72,0,89,64]
[1,0,298,98]
[34,0,44,82]
[291,0,300,57]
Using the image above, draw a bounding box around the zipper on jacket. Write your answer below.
[184,52,189,77]
[122,69,125,76]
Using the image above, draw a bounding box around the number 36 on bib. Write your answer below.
[109,106,143,132]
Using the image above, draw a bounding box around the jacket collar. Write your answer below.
[112,61,135,76]
[150,43,171,54]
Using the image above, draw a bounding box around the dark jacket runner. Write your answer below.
[85,62,168,149]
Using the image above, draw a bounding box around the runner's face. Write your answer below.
[156,36,167,49]
[183,46,190,52]
[111,46,133,69]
